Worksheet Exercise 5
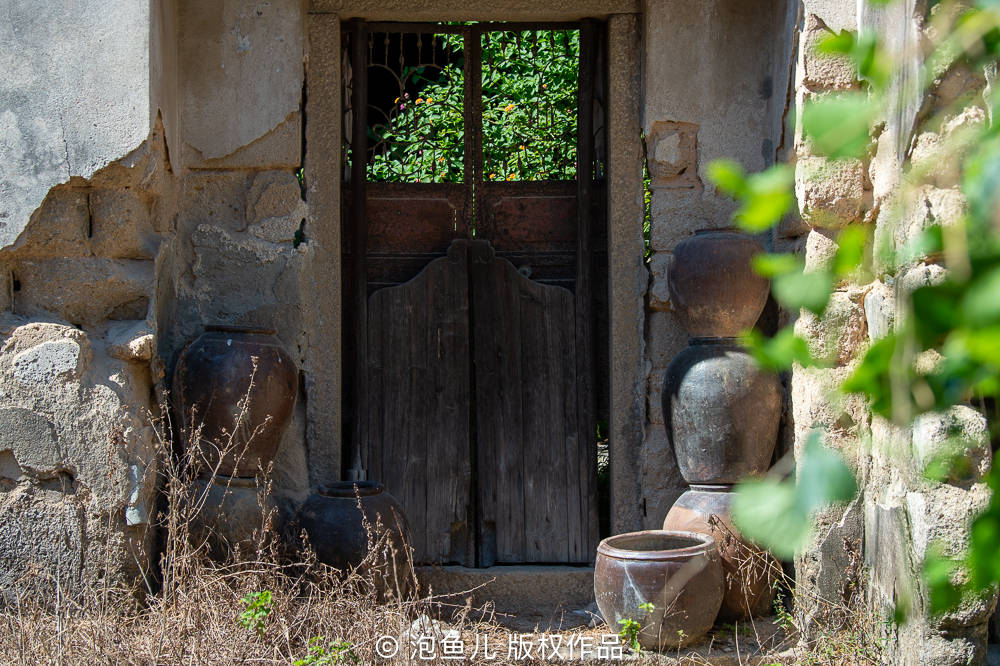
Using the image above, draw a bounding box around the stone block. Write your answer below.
[898,262,948,298]
[645,310,689,426]
[0,408,62,475]
[11,339,82,386]
[912,406,991,485]
[89,189,157,259]
[893,185,966,257]
[804,228,838,274]
[646,120,700,189]
[796,497,864,633]
[179,171,253,233]
[648,188,736,251]
[638,427,685,530]
[647,252,672,312]
[794,290,867,366]
[863,279,895,341]
[12,258,153,326]
[910,105,987,189]
[246,171,307,243]
[791,364,869,444]
[906,483,995,629]
[0,486,85,600]
[795,156,866,229]
[190,224,303,325]
[801,14,859,91]
[105,319,154,362]
[930,64,987,114]
[897,622,988,666]
[5,189,90,259]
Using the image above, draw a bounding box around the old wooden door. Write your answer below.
[343,21,605,567]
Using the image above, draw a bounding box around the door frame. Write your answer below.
[304,6,646,538]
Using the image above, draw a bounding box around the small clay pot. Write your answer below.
[663,339,781,485]
[662,486,779,620]
[173,326,297,478]
[668,230,769,338]
[594,530,724,650]
[297,481,413,599]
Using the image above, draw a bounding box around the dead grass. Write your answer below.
[0,387,885,665]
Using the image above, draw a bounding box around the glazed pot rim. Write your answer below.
[597,530,717,561]
[688,336,743,346]
[317,481,384,498]
[205,324,278,336]
[201,474,259,488]
[688,484,734,493]
[692,227,742,235]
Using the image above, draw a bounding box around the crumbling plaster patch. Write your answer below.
[178,0,304,162]
[0,0,154,250]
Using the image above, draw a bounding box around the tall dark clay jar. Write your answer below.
[174,326,297,478]
[662,486,778,620]
[663,339,781,485]
[297,481,413,599]
[668,230,769,338]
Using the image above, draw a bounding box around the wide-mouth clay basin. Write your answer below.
[594,530,724,650]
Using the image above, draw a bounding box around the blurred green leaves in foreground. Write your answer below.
[714,0,1000,619]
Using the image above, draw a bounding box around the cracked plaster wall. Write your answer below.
[0,0,314,596]
[639,0,797,529]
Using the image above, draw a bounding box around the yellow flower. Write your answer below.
[426,97,433,104]
[394,97,400,103]
[506,174,515,181]
[416,98,424,104]
[489,173,496,179]
[503,103,515,113]
[519,145,526,150]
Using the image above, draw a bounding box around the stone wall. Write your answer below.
[790,0,998,663]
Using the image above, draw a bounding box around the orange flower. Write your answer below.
[489,173,496,179]
[416,98,424,104]
[503,103,515,113]
[506,174,515,181]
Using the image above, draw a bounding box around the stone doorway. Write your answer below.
[340,21,608,566]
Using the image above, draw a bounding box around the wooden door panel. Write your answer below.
[364,241,474,566]
[470,241,590,565]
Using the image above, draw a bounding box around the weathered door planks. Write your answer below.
[364,241,474,565]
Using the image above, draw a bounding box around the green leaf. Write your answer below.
[707,159,747,196]
[924,549,964,615]
[741,327,817,371]
[912,284,963,348]
[731,480,809,560]
[833,225,870,277]
[802,93,874,159]
[962,266,1000,326]
[751,253,801,277]
[796,432,858,513]
[772,269,833,314]
[735,165,796,232]
[842,334,898,418]
[818,30,856,55]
